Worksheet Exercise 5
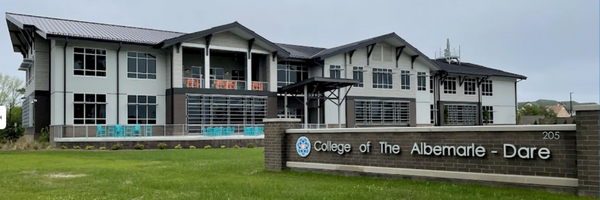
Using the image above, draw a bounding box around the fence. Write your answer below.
[52,124,265,139]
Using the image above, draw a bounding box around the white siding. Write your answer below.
[482,77,517,124]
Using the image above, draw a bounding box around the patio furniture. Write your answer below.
[96,125,106,137]
[145,125,153,137]
[134,124,142,137]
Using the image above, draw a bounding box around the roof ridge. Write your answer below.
[275,42,326,50]
[6,12,186,34]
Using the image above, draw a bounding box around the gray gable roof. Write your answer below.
[6,12,184,44]
[275,43,326,59]
[433,59,527,79]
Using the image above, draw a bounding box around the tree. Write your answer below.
[0,73,25,142]
[443,107,449,124]
[518,104,557,118]
[553,118,558,124]
[483,109,490,125]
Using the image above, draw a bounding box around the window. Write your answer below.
[352,66,364,87]
[187,94,267,125]
[373,68,393,89]
[482,106,494,124]
[210,68,224,80]
[464,78,476,95]
[400,70,411,90]
[74,93,106,124]
[430,104,436,124]
[482,80,493,96]
[355,100,410,125]
[329,65,341,79]
[444,77,457,94]
[417,72,427,91]
[74,48,106,76]
[127,52,156,79]
[430,78,434,93]
[444,104,477,125]
[127,95,157,124]
[277,62,308,87]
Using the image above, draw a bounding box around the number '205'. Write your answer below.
[542,131,560,140]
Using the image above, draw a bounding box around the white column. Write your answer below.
[204,48,210,88]
[304,85,308,129]
[247,53,252,90]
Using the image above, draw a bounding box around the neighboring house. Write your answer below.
[5,12,527,136]
[547,103,571,118]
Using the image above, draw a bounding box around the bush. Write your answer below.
[247,143,255,148]
[85,145,95,150]
[563,120,568,124]
[220,145,226,149]
[0,124,24,143]
[99,146,107,150]
[204,145,211,149]
[61,145,68,149]
[39,127,50,143]
[157,143,167,150]
[174,144,182,149]
[233,145,240,149]
[572,118,577,124]
[73,146,81,149]
[134,143,144,150]
[111,143,123,150]
[189,145,196,149]
[32,143,39,150]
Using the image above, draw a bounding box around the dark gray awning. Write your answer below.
[279,77,359,94]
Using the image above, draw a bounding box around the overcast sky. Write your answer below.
[1,0,598,103]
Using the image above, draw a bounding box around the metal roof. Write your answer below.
[433,59,527,79]
[6,12,184,44]
[279,77,359,95]
[275,43,326,59]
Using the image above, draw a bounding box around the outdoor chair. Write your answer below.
[256,127,264,135]
[145,125,153,137]
[96,125,106,137]
[134,124,142,137]
[206,127,214,137]
[124,126,134,137]
[115,124,124,137]
[107,126,115,137]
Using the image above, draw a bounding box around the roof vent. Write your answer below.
[434,38,461,65]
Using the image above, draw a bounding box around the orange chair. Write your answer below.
[186,79,199,88]
[227,80,237,90]
[215,80,226,89]
[252,82,264,91]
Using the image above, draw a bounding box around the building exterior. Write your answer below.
[5,13,526,137]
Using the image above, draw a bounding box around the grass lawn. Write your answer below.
[0,148,593,200]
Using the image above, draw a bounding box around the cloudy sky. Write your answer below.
[1,0,598,103]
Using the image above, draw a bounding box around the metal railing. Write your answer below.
[301,124,329,129]
[183,77,204,88]
[51,124,265,139]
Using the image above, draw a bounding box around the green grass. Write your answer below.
[0,149,592,200]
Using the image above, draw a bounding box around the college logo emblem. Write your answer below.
[296,136,311,157]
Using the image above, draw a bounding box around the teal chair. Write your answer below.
[145,125,153,137]
[107,126,115,137]
[96,125,106,137]
[206,127,214,137]
[134,124,142,137]
[115,124,124,137]
[256,127,264,135]
[124,126,134,137]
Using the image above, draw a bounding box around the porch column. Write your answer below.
[247,53,252,90]
[204,48,210,88]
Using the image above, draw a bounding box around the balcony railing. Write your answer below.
[183,78,204,88]
[51,124,265,139]
[182,77,268,91]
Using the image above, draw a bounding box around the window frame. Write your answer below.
[444,77,457,94]
[127,51,157,79]
[400,70,411,90]
[464,78,476,95]
[482,80,493,96]
[329,65,342,79]
[127,95,158,125]
[352,66,364,87]
[73,93,107,124]
[355,100,410,125]
[372,68,393,89]
[73,47,107,77]
[417,72,427,91]
[482,106,494,124]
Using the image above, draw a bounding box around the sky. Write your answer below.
[0,0,598,103]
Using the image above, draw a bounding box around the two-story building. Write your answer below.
[5,13,526,138]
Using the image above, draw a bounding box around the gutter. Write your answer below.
[116,43,122,123]
[63,37,68,126]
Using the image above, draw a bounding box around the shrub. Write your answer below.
[247,143,255,148]
[563,120,568,124]
[157,143,167,150]
[174,144,182,149]
[204,145,211,149]
[46,145,53,150]
[220,145,226,149]
[572,118,577,124]
[99,146,107,150]
[73,146,81,149]
[39,127,50,143]
[32,143,39,150]
[111,143,123,150]
[553,118,558,124]
[61,145,68,149]
[233,145,240,149]
[189,145,196,149]
[85,145,95,150]
[134,143,144,150]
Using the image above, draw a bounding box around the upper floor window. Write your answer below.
[373,68,393,89]
[74,93,106,124]
[444,77,456,94]
[330,65,341,79]
[352,66,364,87]
[74,48,106,76]
[277,62,308,87]
[417,72,427,91]
[127,52,156,79]
[482,80,493,96]
[127,95,157,124]
[464,78,476,95]
[430,77,434,93]
[400,70,411,90]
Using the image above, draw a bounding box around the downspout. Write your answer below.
[170,48,174,124]
[63,38,68,127]
[116,43,122,124]
[477,78,483,125]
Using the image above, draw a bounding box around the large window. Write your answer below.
[277,62,308,87]
[74,93,106,124]
[329,65,341,79]
[417,72,426,91]
[187,94,267,125]
[127,52,156,79]
[430,78,434,93]
[74,48,106,76]
[444,77,457,94]
[352,66,364,87]
[355,100,409,125]
[430,104,436,124]
[482,80,493,96]
[400,70,411,90]
[127,95,157,124]
[482,106,494,124]
[444,104,477,125]
[373,68,393,89]
[464,78,476,95]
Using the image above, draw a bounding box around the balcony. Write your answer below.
[182,78,268,91]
